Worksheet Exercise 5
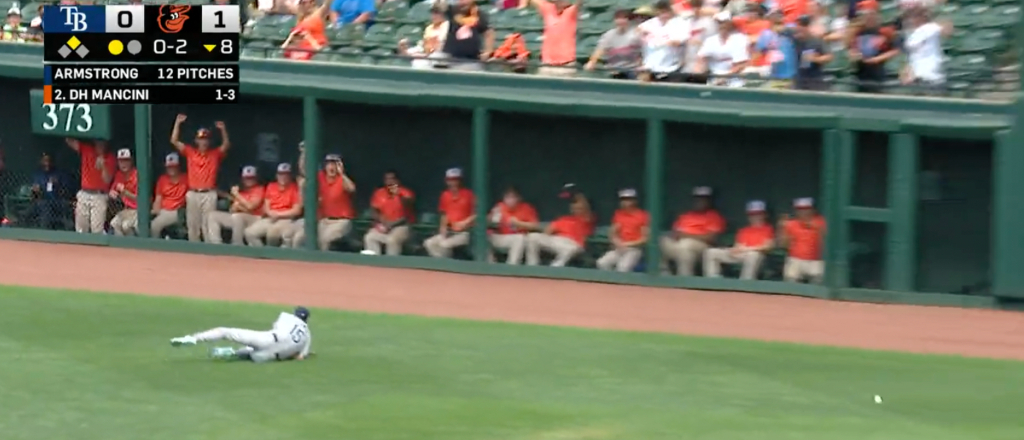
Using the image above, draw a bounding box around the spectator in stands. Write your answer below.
[400,6,450,69]
[528,0,580,77]
[596,188,649,272]
[489,32,531,73]
[848,6,899,93]
[437,0,494,71]
[364,170,416,256]
[525,192,594,267]
[584,9,642,79]
[637,0,688,82]
[330,0,375,25]
[487,186,539,264]
[778,197,826,284]
[109,149,139,236]
[2,6,26,41]
[678,0,717,84]
[901,7,948,92]
[698,11,749,86]
[659,186,725,276]
[27,5,43,39]
[282,6,329,61]
[824,0,850,52]
[736,4,771,76]
[778,0,809,24]
[792,14,832,91]
[755,9,797,88]
[703,200,774,280]
[27,152,73,231]
[151,154,188,238]
[424,168,476,258]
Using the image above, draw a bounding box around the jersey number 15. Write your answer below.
[289,324,307,343]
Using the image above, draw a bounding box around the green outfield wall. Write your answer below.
[1,42,1021,308]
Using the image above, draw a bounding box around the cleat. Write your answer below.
[210,347,236,359]
[170,335,197,346]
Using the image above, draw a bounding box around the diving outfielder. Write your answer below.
[169,306,312,362]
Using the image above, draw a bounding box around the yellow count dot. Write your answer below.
[108,40,124,55]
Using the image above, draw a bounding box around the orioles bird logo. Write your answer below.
[157,5,191,34]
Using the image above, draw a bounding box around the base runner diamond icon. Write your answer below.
[58,46,72,58]
[66,36,81,50]
[75,46,90,58]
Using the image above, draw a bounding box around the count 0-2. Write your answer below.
[153,39,188,55]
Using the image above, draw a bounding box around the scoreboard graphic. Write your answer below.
[43,4,240,104]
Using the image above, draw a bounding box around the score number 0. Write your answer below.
[153,39,234,54]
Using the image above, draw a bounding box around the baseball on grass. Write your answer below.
[874,395,883,404]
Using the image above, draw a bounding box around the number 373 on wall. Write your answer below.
[41,103,93,133]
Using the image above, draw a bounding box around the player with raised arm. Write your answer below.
[169,306,312,363]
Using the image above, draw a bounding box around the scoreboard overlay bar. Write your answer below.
[43,4,240,105]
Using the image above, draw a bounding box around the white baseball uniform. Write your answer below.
[191,312,312,363]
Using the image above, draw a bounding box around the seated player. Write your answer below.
[169,306,312,363]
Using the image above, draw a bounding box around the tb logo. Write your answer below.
[60,6,88,31]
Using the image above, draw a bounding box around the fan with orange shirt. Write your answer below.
[282,0,331,61]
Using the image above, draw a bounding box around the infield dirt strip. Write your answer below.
[3,240,1023,360]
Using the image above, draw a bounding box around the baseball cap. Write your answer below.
[713,10,732,22]
[117,148,132,159]
[196,128,211,138]
[445,167,462,179]
[746,200,766,213]
[8,6,20,16]
[794,197,815,208]
[618,188,638,199]
[692,186,713,197]
[241,165,257,178]
[294,306,310,322]
[165,153,180,166]
[324,153,342,162]
[277,163,292,173]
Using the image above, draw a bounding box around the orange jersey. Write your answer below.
[113,169,139,209]
[611,208,650,243]
[265,182,301,212]
[236,185,265,216]
[673,210,725,236]
[550,214,594,246]
[318,171,355,219]
[736,224,775,248]
[78,143,116,191]
[491,202,539,235]
[371,186,416,223]
[439,188,475,231]
[155,174,187,210]
[743,19,772,67]
[784,216,826,260]
[779,0,808,24]
[182,145,224,190]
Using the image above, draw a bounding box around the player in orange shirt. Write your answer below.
[151,153,189,238]
[487,187,539,265]
[597,188,650,272]
[526,191,594,267]
[424,168,477,258]
[659,186,726,276]
[206,166,265,245]
[170,113,231,243]
[109,149,140,236]
[65,137,115,234]
[704,200,776,279]
[778,197,826,283]
[244,163,303,247]
[364,170,417,256]
[290,154,356,250]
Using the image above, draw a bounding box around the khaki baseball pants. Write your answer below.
[186,191,217,242]
[703,248,765,280]
[291,218,352,250]
[363,225,411,256]
[488,234,527,264]
[525,233,583,267]
[151,209,180,238]
[596,247,643,272]
[659,237,708,276]
[111,209,138,236]
[206,212,259,245]
[74,190,108,233]
[784,257,824,284]
[244,218,294,247]
[424,231,470,258]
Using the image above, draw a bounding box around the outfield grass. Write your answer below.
[0,286,1021,440]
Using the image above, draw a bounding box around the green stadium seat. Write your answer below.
[331,23,366,46]
[242,40,275,58]
[957,31,1001,54]
[376,1,409,24]
[510,9,543,32]
[364,24,396,49]
[405,1,433,24]
[982,5,1021,29]
[330,46,364,63]
[397,24,424,41]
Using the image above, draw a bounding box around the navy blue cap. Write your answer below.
[294,306,310,322]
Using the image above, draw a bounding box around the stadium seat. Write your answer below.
[376,1,409,24]
[364,24,396,49]
[404,1,433,24]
